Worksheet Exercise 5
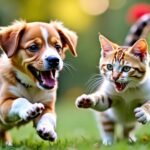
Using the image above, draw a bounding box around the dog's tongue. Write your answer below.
[41,71,56,88]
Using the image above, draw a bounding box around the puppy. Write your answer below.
[0,20,77,145]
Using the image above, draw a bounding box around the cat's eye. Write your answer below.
[27,44,39,52]
[107,64,113,71]
[122,66,131,72]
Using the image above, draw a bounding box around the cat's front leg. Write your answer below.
[75,93,112,111]
[75,94,96,108]
[134,102,150,124]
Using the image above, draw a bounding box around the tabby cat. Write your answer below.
[76,14,150,145]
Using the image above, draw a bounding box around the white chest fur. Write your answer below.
[9,83,55,103]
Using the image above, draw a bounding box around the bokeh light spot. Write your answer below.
[48,0,92,31]
[80,0,109,16]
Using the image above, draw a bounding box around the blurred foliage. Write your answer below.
[0,0,150,100]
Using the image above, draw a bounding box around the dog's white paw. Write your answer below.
[36,113,57,141]
[20,103,44,121]
[37,124,57,141]
[75,94,96,108]
[134,107,150,124]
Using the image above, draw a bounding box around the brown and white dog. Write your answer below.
[0,20,77,145]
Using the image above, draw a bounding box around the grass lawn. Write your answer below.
[1,99,150,150]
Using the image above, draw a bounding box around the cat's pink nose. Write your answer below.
[112,72,120,81]
[113,76,119,81]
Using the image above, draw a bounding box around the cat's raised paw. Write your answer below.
[134,107,150,124]
[75,94,96,108]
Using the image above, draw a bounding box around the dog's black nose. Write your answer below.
[46,56,59,68]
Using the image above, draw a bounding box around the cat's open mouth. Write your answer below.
[114,82,128,92]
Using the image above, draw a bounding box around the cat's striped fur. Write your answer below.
[76,14,150,145]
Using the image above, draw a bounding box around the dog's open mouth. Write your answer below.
[114,82,128,92]
[28,65,57,89]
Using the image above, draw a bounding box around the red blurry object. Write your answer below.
[126,3,150,24]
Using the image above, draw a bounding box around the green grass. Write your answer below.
[1,100,150,150]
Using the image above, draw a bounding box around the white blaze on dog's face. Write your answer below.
[40,26,63,71]
[0,21,77,90]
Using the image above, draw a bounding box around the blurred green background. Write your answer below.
[1,0,150,148]
[1,0,149,100]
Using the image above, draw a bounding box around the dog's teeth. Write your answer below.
[36,71,40,76]
[51,70,55,79]
[51,73,54,79]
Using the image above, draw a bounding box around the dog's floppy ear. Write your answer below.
[0,21,26,58]
[51,21,78,57]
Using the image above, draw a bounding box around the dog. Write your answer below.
[0,20,77,145]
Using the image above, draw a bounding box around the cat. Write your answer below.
[76,13,150,145]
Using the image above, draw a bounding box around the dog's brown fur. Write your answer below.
[0,20,77,144]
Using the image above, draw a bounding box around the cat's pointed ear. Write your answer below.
[99,34,116,57]
[130,39,148,62]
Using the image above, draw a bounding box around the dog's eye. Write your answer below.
[54,44,62,52]
[27,44,39,52]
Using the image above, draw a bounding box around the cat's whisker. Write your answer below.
[86,74,103,93]
[63,62,76,75]
[88,81,101,93]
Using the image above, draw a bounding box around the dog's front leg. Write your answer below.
[34,100,57,141]
[1,98,44,124]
